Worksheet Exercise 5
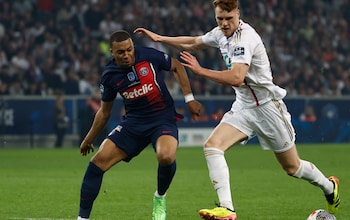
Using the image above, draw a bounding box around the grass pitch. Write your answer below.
[0,144,349,220]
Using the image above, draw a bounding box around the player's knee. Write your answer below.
[157,153,175,165]
[91,154,111,171]
[285,168,298,176]
[204,138,220,148]
[283,164,300,176]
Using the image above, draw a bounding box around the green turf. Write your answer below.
[0,144,349,220]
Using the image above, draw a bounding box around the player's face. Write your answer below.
[214,6,240,37]
[110,38,135,68]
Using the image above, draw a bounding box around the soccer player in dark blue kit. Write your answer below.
[77,30,202,220]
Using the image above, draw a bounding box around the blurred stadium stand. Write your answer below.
[0,0,349,147]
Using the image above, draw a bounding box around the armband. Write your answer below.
[184,93,195,103]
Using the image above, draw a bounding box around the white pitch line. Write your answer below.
[9,218,75,220]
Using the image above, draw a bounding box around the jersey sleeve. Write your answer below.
[145,47,172,71]
[100,74,117,102]
[201,27,221,47]
[230,41,252,66]
[230,30,257,66]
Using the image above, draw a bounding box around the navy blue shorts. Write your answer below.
[107,117,179,162]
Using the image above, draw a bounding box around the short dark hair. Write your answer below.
[109,30,131,47]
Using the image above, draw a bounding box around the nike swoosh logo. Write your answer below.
[116,80,124,86]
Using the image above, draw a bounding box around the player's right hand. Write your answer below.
[80,141,94,156]
[187,100,203,121]
[180,51,203,75]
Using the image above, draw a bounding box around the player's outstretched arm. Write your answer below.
[134,27,207,51]
[133,28,163,42]
[80,101,113,156]
[170,57,202,121]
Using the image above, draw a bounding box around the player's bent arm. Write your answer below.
[170,57,193,96]
[180,51,248,86]
[197,63,249,87]
[82,101,113,144]
[170,57,202,120]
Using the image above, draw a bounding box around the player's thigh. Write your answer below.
[205,122,247,151]
[155,135,178,164]
[255,100,295,152]
[152,121,178,164]
[91,139,127,171]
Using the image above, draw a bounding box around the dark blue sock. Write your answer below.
[79,162,104,218]
[157,161,176,195]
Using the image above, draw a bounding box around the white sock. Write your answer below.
[293,159,333,194]
[204,147,234,211]
[77,217,89,220]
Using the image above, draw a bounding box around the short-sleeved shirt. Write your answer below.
[202,19,287,108]
[100,46,176,120]
[202,20,295,152]
[99,46,180,161]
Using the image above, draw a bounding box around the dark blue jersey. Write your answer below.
[100,46,176,119]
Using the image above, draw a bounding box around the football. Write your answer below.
[307,209,336,220]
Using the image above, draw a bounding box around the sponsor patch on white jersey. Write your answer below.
[233,47,245,56]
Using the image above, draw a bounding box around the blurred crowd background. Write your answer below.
[0,0,349,98]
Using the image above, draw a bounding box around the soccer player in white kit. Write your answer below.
[135,0,340,219]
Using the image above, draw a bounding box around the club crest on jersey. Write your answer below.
[99,84,104,93]
[139,67,149,76]
[127,72,136,81]
[233,47,245,56]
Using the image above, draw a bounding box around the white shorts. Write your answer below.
[221,100,295,153]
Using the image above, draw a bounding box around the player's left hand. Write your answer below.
[180,51,203,75]
[187,100,203,121]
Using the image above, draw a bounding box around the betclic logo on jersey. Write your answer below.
[122,84,154,100]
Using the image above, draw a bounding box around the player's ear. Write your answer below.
[109,48,113,56]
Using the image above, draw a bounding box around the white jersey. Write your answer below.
[202,20,286,108]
